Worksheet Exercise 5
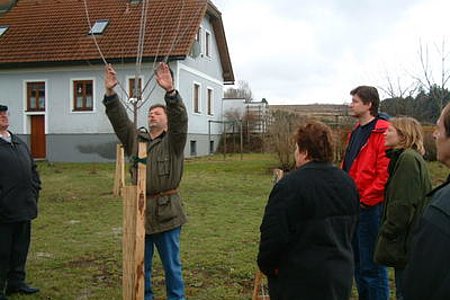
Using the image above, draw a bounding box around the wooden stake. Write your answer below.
[113,144,125,196]
[122,185,138,299]
[122,142,147,300]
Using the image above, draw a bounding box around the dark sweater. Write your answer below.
[0,133,40,223]
[403,179,450,299]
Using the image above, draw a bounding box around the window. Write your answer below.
[189,28,201,58]
[27,82,45,111]
[193,83,201,113]
[0,25,8,37]
[205,31,211,57]
[128,77,142,100]
[207,88,214,115]
[197,27,201,49]
[89,20,109,35]
[209,140,214,154]
[190,140,197,156]
[73,80,93,111]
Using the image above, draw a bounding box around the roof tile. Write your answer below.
[0,0,206,64]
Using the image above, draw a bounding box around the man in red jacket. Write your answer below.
[342,86,390,300]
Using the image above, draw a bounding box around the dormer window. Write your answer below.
[0,25,9,37]
[89,20,109,35]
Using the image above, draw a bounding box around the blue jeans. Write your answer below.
[353,203,389,300]
[144,227,185,300]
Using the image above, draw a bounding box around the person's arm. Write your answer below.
[166,91,188,155]
[381,154,425,238]
[155,62,188,155]
[257,181,290,276]
[29,150,41,202]
[360,134,390,206]
[105,64,118,97]
[103,64,136,156]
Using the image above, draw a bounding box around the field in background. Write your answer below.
[11,154,448,299]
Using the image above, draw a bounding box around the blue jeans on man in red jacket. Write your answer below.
[353,203,389,300]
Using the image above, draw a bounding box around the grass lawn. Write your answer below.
[10,154,448,300]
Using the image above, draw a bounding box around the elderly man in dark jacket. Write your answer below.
[0,105,41,300]
[402,103,450,299]
[103,63,188,300]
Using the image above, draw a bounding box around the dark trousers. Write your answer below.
[352,204,389,300]
[0,221,31,293]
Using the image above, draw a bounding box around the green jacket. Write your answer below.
[374,148,432,268]
[104,91,188,234]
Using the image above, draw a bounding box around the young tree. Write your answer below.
[224,80,253,101]
[267,110,303,170]
[414,39,450,111]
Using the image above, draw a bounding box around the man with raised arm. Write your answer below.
[104,63,188,300]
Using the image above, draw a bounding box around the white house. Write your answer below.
[0,0,234,162]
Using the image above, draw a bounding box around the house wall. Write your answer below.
[0,14,228,161]
[0,64,225,161]
[178,14,226,157]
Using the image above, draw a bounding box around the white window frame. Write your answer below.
[70,77,96,113]
[205,29,212,58]
[192,81,202,114]
[126,75,144,101]
[198,26,203,56]
[207,87,214,116]
[0,25,8,37]
[23,79,48,134]
[89,20,109,35]
[25,81,46,112]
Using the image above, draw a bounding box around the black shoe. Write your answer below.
[5,283,39,295]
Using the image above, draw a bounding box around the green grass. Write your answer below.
[9,154,448,300]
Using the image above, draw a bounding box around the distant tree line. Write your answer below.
[380,85,450,124]
[380,39,450,124]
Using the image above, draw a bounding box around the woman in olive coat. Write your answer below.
[374,117,432,300]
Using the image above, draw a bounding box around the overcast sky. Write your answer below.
[212,0,450,105]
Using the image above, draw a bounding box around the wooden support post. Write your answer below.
[252,270,270,300]
[122,142,147,300]
[113,144,125,196]
[252,271,263,300]
[122,185,138,299]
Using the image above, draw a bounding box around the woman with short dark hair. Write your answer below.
[257,121,359,300]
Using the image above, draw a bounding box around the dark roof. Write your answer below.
[0,0,234,83]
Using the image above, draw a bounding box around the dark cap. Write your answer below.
[0,105,7,112]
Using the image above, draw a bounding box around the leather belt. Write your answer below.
[148,188,178,198]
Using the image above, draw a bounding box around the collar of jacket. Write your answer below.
[372,118,389,133]
[386,148,404,159]
[386,148,404,175]
[137,130,166,142]
[297,160,332,171]
[427,175,450,198]
[0,131,18,144]
[353,117,389,133]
